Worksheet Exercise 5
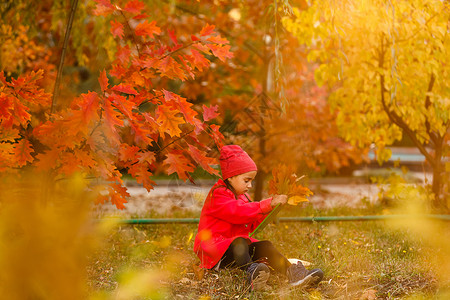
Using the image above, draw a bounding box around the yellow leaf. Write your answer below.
[288,195,309,205]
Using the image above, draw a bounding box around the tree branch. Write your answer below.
[155,129,195,154]
[163,0,265,60]
[424,73,438,145]
[378,35,435,167]
[52,0,79,113]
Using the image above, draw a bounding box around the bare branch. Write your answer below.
[52,0,79,113]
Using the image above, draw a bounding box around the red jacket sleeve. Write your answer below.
[205,187,273,224]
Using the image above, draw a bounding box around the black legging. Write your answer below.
[219,237,291,275]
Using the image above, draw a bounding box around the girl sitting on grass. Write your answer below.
[194,145,324,290]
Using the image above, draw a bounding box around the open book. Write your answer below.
[249,203,284,237]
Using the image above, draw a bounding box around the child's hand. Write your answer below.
[271,194,288,207]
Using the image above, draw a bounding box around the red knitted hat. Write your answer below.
[219,145,257,180]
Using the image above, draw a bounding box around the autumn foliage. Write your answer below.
[268,164,313,205]
[0,0,232,209]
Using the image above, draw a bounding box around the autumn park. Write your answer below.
[1,0,449,299]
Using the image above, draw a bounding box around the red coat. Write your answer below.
[194,179,273,269]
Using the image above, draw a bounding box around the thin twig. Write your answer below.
[156,129,195,154]
[52,0,79,113]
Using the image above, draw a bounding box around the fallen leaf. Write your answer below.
[192,263,205,281]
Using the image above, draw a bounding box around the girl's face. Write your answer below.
[227,171,257,195]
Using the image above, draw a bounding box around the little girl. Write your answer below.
[194,145,323,290]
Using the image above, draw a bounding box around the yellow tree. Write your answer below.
[284,0,450,211]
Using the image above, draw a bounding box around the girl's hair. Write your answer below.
[224,178,250,202]
[223,178,236,196]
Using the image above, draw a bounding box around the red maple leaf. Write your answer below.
[208,124,224,148]
[116,45,131,64]
[123,0,145,14]
[202,104,219,121]
[168,29,179,46]
[110,20,124,39]
[92,0,114,16]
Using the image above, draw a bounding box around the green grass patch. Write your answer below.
[87,210,449,299]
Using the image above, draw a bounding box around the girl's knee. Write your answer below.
[258,240,275,248]
[232,237,248,246]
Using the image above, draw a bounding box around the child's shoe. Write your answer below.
[287,261,324,288]
[246,262,270,291]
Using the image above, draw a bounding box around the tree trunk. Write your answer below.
[253,52,270,202]
[253,135,267,201]
[431,145,447,212]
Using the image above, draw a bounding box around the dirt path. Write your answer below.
[93,181,381,218]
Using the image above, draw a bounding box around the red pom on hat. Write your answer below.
[219,145,257,180]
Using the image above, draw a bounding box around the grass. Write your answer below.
[87,204,450,299]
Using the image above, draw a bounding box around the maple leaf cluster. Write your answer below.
[1,0,233,209]
[268,164,313,205]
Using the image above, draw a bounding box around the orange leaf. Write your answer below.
[110,94,134,119]
[112,84,138,95]
[168,29,178,45]
[0,128,20,142]
[74,148,97,170]
[59,151,81,176]
[92,0,114,16]
[99,70,109,92]
[158,56,186,80]
[163,151,195,180]
[110,20,124,39]
[207,44,233,62]
[13,99,31,126]
[207,35,229,45]
[137,150,156,164]
[123,0,145,14]
[163,90,197,124]
[128,163,156,192]
[102,97,124,144]
[79,91,100,123]
[110,193,127,210]
[188,144,219,176]
[35,148,60,171]
[116,45,131,64]
[135,20,161,38]
[156,105,185,137]
[200,24,215,37]
[14,139,34,166]
[208,124,224,148]
[190,49,210,71]
[119,144,140,162]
